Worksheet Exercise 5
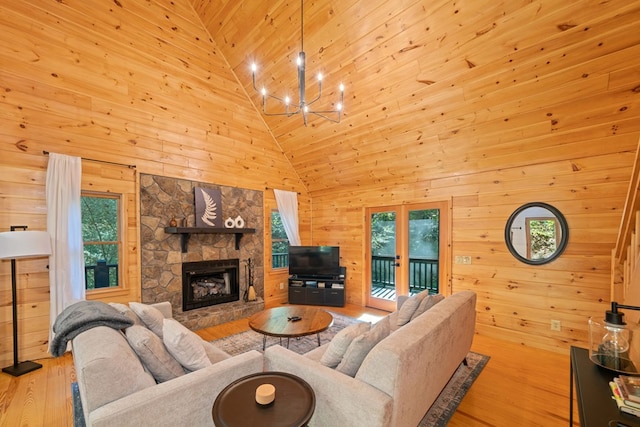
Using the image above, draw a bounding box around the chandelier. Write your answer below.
[251,0,344,126]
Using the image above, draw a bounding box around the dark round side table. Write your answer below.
[212,371,315,427]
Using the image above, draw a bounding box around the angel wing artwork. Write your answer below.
[194,187,222,227]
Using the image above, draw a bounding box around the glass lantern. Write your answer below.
[589,304,640,374]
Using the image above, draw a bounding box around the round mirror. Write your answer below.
[504,202,568,265]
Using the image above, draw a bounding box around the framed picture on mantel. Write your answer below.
[195,187,222,227]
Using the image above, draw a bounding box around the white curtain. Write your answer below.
[47,153,85,348]
[274,189,302,246]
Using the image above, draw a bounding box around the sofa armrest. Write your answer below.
[88,350,263,427]
[264,345,393,427]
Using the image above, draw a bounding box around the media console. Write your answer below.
[288,269,345,307]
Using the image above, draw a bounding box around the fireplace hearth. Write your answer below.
[182,259,240,311]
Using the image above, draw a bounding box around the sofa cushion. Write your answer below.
[396,290,430,326]
[320,321,371,368]
[129,302,165,338]
[162,318,212,371]
[109,302,144,326]
[337,317,390,377]
[125,325,185,383]
[410,294,444,321]
[201,340,232,364]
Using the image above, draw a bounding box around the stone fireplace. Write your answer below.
[182,259,240,311]
[140,174,265,330]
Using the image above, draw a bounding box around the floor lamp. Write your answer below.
[0,226,52,376]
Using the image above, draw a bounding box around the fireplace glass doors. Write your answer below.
[182,259,240,311]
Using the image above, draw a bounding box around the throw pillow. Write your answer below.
[125,325,185,383]
[410,294,445,321]
[129,302,165,338]
[396,290,429,326]
[201,340,232,364]
[162,318,212,371]
[337,317,390,377]
[320,321,371,368]
[109,302,143,326]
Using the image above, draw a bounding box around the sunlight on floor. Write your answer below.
[357,313,385,323]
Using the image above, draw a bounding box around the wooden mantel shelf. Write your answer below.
[164,227,256,252]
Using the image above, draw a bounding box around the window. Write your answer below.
[82,193,121,290]
[271,210,289,269]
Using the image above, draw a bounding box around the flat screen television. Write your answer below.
[288,246,340,277]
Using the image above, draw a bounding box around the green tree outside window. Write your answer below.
[82,194,120,289]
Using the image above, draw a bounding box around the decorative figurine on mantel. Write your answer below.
[244,258,257,302]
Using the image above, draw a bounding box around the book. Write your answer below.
[614,378,640,409]
[610,381,640,417]
[619,375,640,404]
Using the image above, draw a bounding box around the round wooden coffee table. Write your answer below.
[248,306,333,350]
[212,371,315,427]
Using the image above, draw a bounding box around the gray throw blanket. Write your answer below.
[50,300,133,357]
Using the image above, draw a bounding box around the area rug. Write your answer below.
[72,382,86,427]
[211,312,489,426]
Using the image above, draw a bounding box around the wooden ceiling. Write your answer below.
[190,0,640,195]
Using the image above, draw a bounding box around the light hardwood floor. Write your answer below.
[0,302,578,427]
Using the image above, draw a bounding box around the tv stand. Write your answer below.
[288,271,345,307]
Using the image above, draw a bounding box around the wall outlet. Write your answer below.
[551,320,561,331]
[454,256,472,265]
[280,282,284,290]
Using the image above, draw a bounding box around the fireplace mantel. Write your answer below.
[164,227,256,252]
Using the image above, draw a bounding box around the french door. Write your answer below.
[365,201,450,312]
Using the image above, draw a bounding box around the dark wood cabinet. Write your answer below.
[288,276,345,307]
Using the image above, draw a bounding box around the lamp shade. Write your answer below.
[0,231,52,260]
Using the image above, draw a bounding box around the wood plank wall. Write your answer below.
[311,145,637,354]
[0,0,309,366]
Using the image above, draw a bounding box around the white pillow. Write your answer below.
[201,340,232,364]
[162,318,212,371]
[129,302,165,338]
[337,318,390,377]
[396,290,429,326]
[320,322,371,368]
[410,294,444,321]
[125,325,185,383]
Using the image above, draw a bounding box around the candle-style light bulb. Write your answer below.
[285,96,290,105]
[317,73,323,81]
[339,83,345,93]
[261,87,267,97]
[336,103,343,111]
[251,63,257,73]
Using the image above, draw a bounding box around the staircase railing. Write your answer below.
[613,140,640,309]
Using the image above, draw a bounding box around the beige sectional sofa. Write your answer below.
[69,291,475,427]
[264,290,477,427]
[70,302,262,427]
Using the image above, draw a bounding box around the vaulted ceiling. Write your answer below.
[190,0,640,196]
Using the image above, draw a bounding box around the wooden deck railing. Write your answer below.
[371,255,439,294]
